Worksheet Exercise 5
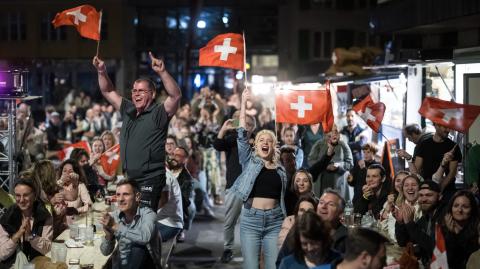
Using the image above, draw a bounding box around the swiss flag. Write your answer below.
[352,95,386,133]
[58,140,91,161]
[430,223,448,269]
[52,5,101,41]
[275,85,334,132]
[419,97,480,133]
[99,144,120,176]
[199,33,244,71]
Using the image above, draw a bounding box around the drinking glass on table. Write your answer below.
[69,224,79,240]
[84,226,94,246]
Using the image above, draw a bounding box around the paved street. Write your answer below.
[168,205,243,269]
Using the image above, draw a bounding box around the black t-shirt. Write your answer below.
[119,98,171,183]
[212,131,242,189]
[416,136,462,189]
[248,167,282,199]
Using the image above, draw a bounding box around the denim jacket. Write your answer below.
[230,127,287,216]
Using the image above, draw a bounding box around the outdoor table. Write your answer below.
[47,203,111,269]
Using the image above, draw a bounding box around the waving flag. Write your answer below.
[199,33,245,70]
[58,140,91,161]
[52,5,102,40]
[99,144,120,176]
[352,94,386,133]
[381,141,395,182]
[419,97,480,133]
[430,223,448,269]
[275,85,334,132]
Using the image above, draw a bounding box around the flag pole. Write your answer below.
[242,30,248,90]
[96,10,103,57]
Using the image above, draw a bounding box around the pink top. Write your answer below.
[0,216,53,260]
[64,183,92,213]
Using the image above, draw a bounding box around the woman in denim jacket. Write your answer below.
[230,88,287,269]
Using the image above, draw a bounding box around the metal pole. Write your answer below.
[7,99,16,193]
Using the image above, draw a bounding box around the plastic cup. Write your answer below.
[69,224,79,240]
[51,242,67,263]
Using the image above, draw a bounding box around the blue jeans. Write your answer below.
[223,189,243,250]
[156,222,181,242]
[240,205,284,269]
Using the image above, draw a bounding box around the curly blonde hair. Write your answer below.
[254,129,279,164]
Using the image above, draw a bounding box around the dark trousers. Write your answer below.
[137,173,166,211]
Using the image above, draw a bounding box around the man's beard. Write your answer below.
[166,158,182,170]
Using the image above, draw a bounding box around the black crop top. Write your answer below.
[248,167,282,199]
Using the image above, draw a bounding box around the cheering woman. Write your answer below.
[230,88,287,269]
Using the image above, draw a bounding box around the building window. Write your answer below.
[311,0,333,9]
[298,29,310,60]
[313,32,322,58]
[313,31,332,59]
[335,29,354,48]
[41,13,66,41]
[324,31,332,58]
[0,12,26,41]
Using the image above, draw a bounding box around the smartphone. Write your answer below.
[232,119,239,127]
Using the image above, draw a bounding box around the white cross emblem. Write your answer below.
[214,38,237,61]
[66,8,87,25]
[107,153,119,164]
[358,107,376,122]
[438,108,463,123]
[290,96,312,118]
[431,248,448,269]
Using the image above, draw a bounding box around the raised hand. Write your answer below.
[396,149,412,160]
[220,119,236,132]
[242,88,252,103]
[93,56,106,72]
[149,52,166,73]
[402,204,415,224]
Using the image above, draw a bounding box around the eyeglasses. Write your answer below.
[131,88,151,95]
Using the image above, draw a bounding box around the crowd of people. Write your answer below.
[0,54,479,269]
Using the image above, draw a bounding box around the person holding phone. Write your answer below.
[213,110,256,263]
[308,125,354,198]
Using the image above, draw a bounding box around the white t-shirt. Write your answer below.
[157,171,183,229]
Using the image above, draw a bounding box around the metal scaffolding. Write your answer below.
[0,98,17,193]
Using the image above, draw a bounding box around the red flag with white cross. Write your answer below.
[199,33,245,71]
[430,223,448,269]
[419,97,480,133]
[275,85,334,132]
[58,140,91,161]
[52,5,101,41]
[352,94,386,133]
[99,144,120,176]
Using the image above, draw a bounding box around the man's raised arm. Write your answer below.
[93,56,122,111]
[149,52,181,117]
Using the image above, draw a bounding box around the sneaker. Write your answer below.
[220,249,233,263]
[177,231,185,243]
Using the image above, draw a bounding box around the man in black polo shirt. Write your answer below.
[93,52,181,210]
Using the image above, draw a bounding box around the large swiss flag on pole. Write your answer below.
[52,5,101,41]
[419,97,480,133]
[275,84,334,132]
[199,33,245,71]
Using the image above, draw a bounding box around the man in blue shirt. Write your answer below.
[100,179,159,269]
